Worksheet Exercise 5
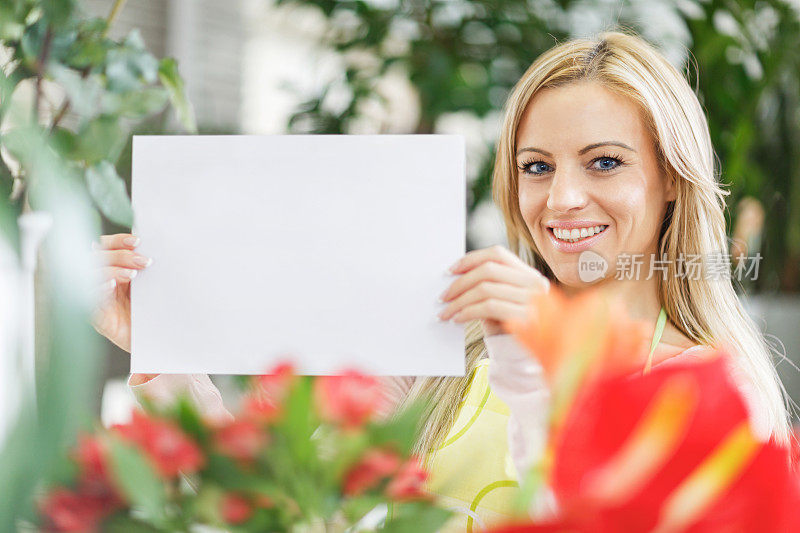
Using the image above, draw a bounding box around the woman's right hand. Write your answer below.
[91,233,152,353]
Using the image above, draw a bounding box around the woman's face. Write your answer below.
[515,81,675,287]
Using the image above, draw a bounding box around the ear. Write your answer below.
[664,173,677,202]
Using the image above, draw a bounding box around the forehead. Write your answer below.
[516,81,648,152]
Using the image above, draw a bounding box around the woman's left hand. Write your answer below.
[437,245,550,336]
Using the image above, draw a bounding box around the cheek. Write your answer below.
[596,177,662,248]
[518,184,547,223]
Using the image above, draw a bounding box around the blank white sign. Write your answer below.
[131,135,466,376]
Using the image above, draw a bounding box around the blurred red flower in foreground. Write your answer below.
[491,288,800,532]
[385,457,430,501]
[213,419,268,462]
[242,362,297,423]
[343,448,403,496]
[220,493,253,525]
[40,435,124,531]
[72,434,112,490]
[39,487,116,532]
[342,448,430,502]
[314,370,384,428]
[112,410,204,478]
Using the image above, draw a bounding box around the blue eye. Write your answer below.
[518,160,553,175]
[592,156,623,172]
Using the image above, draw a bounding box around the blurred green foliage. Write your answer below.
[280,0,800,291]
[0,0,193,529]
[683,0,800,291]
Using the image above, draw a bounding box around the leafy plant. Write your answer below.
[0,0,194,530]
[678,0,800,291]
[36,364,451,532]
[277,0,800,290]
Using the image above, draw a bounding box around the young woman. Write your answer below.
[93,30,791,530]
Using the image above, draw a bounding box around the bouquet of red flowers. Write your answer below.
[36,364,451,532]
[491,289,800,532]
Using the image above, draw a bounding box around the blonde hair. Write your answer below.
[403,29,793,459]
[492,30,792,446]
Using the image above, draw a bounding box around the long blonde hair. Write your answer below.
[492,30,792,446]
[403,29,793,458]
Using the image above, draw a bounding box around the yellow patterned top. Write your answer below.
[423,358,520,532]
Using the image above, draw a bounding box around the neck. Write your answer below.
[561,275,663,323]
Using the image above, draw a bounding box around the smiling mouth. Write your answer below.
[548,225,609,244]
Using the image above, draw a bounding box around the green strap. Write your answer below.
[643,307,667,375]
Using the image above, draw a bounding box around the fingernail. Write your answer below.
[124,236,140,247]
[133,255,152,267]
[100,278,116,293]
[124,269,138,279]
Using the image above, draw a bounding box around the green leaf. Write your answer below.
[2,126,46,167]
[370,399,427,455]
[41,0,76,25]
[48,64,103,120]
[158,57,197,133]
[105,30,159,92]
[106,437,167,528]
[73,116,127,164]
[342,494,384,524]
[173,396,208,443]
[0,155,20,255]
[85,161,134,227]
[50,127,77,157]
[0,6,25,40]
[381,501,452,533]
[100,512,163,532]
[20,19,77,65]
[101,87,169,118]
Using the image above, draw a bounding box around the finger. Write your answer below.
[91,278,117,304]
[448,245,525,274]
[92,233,140,251]
[94,248,152,269]
[451,299,527,325]
[100,266,139,283]
[439,281,531,321]
[441,261,534,302]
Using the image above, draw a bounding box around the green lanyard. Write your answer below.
[643,306,667,375]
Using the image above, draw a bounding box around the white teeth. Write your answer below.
[551,225,608,243]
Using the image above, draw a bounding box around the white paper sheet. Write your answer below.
[131,135,466,376]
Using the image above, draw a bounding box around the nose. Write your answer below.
[546,167,589,213]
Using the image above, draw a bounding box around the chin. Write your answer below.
[542,249,615,288]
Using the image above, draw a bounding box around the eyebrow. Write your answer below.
[516,141,637,157]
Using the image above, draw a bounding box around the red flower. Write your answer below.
[72,435,110,487]
[220,493,253,524]
[506,289,649,382]
[213,419,267,462]
[241,362,297,424]
[241,394,283,424]
[385,457,430,501]
[343,448,402,496]
[488,357,800,533]
[255,362,296,404]
[39,487,116,532]
[314,370,384,428]
[112,410,204,478]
